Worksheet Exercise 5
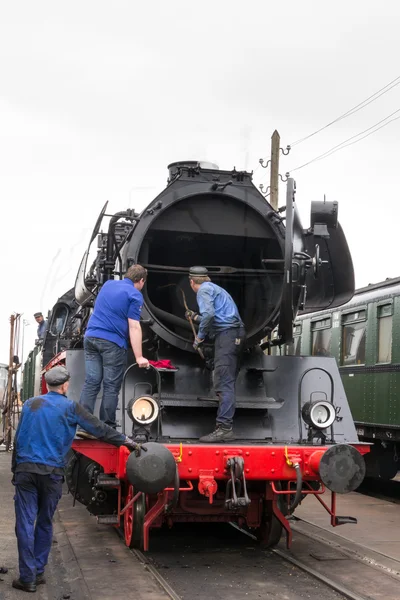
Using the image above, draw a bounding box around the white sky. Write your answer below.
[1,0,399,362]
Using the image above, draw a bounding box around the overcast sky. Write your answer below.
[1,0,399,362]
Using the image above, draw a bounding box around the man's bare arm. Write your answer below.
[128,319,149,368]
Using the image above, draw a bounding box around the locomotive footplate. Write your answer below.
[225,456,250,510]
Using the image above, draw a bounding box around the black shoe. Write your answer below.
[36,572,46,585]
[199,425,235,443]
[12,578,37,593]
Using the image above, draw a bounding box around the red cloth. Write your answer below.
[149,359,176,370]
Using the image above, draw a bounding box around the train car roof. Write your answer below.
[297,275,400,321]
[354,275,400,295]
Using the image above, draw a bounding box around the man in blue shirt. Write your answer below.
[34,312,47,341]
[186,266,245,443]
[79,264,149,430]
[12,365,141,593]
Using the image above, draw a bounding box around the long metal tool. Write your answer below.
[180,289,205,360]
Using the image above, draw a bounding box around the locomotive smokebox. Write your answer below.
[312,445,366,494]
[130,163,289,351]
[126,442,177,494]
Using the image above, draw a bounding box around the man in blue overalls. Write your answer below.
[12,365,141,593]
[33,312,46,341]
[186,266,245,443]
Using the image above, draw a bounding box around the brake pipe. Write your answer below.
[284,446,303,513]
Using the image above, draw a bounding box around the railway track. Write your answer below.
[119,519,400,600]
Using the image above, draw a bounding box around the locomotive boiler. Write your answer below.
[38,161,368,550]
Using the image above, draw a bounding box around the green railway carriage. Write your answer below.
[281,276,400,480]
[21,345,42,403]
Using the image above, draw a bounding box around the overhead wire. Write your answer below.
[290,74,400,147]
[289,107,400,173]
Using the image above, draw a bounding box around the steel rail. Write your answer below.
[116,515,392,600]
[272,548,367,600]
[115,529,181,600]
[130,548,182,600]
[293,516,400,579]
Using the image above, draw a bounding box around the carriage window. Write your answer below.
[285,323,301,356]
[377,304,392,363]
[49,305,69,336]
[293,336,301,356]
[286,324,302,356]
[341,310,366,366]
[311,318,331,357]
[285,339,299,356]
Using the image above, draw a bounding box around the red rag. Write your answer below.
[149,359,176,369]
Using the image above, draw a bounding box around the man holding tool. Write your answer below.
[186,266,245,442]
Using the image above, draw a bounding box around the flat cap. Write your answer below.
[34,312,43,318]
[45,366,70,386]
[189,266,209,277]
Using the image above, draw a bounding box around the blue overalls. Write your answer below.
[14,471,63,582]
[13,391,126,583]
[37,320,47,339]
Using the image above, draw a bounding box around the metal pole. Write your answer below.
[4,315,15,450]
[21,319,29,368]
[21,321,25,368]
[270,130,280,211]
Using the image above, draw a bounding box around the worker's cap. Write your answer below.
[34,312,43,318]
[44,366,70,386]
[189,266,209,277]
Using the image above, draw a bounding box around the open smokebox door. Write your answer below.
[130,168,289,350]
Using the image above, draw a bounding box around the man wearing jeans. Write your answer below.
[78,264,149,431]
[186,266,245,443]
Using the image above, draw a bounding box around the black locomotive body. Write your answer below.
[38,161,367,550]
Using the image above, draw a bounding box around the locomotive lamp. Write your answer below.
[302,400,336,430]
[129,396,159,425]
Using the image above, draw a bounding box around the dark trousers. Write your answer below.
[14,472,63,583]
[213,326,245,427]
[79,337,127,428]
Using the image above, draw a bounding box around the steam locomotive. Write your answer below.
[28,161,368,550]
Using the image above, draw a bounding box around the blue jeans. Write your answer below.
[79,337,127,428]
[14,472,63,583]
[213,327,245,427]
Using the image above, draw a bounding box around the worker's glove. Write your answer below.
[124,437,148,457]
[185,310,199,323]
[193,337,204,351]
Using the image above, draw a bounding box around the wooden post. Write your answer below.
[270,130,280,211]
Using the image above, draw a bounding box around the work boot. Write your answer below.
[12,578,36,593]
[36,572,46,585]
[199,425,235,443]
[75,430,96,440]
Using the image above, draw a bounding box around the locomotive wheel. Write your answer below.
[255,484,286,548]
[123,484,146,549]
[256,511,283,548]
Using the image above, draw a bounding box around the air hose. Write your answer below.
[284,446,303,513]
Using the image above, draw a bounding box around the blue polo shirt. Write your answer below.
[85,279,143,349]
